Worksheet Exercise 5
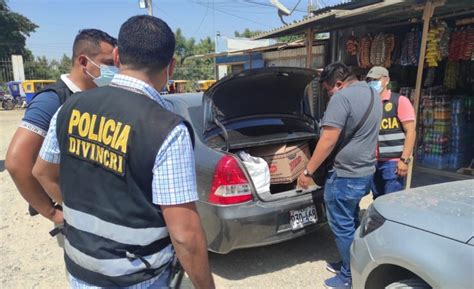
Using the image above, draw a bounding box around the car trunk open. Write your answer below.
[203,67,317,135]
[203,67,321,201]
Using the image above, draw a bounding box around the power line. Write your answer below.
[242,0,307,13]
[191,0,210,39]
[194,1,271,28]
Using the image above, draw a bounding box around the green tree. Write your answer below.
[234,28,262,38]
[23,54,71,80]
[24,56,54,79]
[57,54,72,74]
[175,28,196,65]
[173,30,215,84]
[0,0,38,58]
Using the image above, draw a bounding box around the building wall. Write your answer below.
[263,46,325,69]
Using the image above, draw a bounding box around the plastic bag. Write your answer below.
[237,151,270,195]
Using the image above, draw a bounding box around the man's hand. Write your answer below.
[50,207,64,224]
[162,202,215,289]
[300,126,341,189]
[396,160,408,177]
[297,174,312,189]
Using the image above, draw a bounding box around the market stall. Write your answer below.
[338,18,474,178]
[254,0,474,182]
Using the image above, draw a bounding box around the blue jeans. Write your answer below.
[324,171,372,280]
[371,160,404,199]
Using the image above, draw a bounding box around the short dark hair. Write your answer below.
[319,62,356,87]
[118,15,175,73]
[72,29,117,60]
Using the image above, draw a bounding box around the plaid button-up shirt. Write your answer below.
[39,74,198,288]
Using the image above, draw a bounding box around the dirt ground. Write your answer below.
[0,109,372,289]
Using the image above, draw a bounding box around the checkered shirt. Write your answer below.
[39,74,198,289]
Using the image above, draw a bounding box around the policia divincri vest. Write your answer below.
[378,93,406,159]
[56,85,193,287]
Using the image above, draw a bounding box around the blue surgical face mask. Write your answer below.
[86,57,118,87]
[368,80,383,93]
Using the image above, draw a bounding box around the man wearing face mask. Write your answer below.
[366,66,416,198]
[297,62,382,289]
[33,16,215,289]
[6,29,116,227]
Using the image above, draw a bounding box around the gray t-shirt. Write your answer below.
[321,81,382,178]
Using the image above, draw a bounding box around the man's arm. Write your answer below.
[398,120,416,177]
[152,123,214,288]
[5,128,60,222]
[396,96,417,177]
[5,92,61,222]
[297,126,342,188]
[162,203,214,289]
[32,158,62,203]
[34,110,63,205]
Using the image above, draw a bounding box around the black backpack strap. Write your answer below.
[30,78,73,105]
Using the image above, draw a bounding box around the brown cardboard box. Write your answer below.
[250,141,311,184]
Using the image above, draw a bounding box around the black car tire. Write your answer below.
[385,278,431,289]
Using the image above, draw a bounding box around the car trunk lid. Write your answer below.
[203,67,318,133]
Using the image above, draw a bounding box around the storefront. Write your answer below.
[254,0,474,184]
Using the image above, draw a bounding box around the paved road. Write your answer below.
[0,109,372,289]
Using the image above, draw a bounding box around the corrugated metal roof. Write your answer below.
[252,0,474,40]
[252,0,411,39]
[309,0,383,15]
[189,39,307,59]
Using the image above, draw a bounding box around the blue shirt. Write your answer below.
[39,74,198,289]
[21,91,61,137]
[21,74,81,137]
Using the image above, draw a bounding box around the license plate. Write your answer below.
[289,205,317,231]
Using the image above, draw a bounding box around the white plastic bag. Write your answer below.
[237,151,270,195]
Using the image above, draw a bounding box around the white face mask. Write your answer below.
[161,65,170,92]
[85,56,118,87]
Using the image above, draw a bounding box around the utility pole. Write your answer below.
[147,0,153,16]
[139,0,153,16]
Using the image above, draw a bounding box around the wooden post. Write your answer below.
[306,29,315,114]
[405,0,443,189]
[306,29,314,69]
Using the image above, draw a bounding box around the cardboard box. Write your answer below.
[250,141,311,184]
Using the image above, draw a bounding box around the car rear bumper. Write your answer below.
[198,189,326,254]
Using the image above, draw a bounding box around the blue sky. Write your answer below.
[9,0,342,60]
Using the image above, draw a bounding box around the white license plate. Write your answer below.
[289,205,318,230]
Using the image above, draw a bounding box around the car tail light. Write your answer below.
[359,204,386,238]
[209,155,253,205]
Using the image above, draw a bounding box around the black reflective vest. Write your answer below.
[56,85,192,287]
[31,78,73,105]
[378,93,405,159]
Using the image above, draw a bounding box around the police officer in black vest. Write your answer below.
[366,67,417,198]
[33,16,215,289]
[6,29,116,224]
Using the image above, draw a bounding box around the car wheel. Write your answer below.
[2,99,15,110]
[385,278,431,289]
